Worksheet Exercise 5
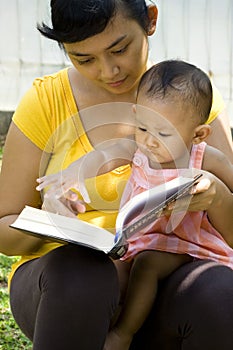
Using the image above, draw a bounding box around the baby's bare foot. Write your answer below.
[103,328,132,350]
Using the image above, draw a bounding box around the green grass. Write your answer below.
[0,254,32,349]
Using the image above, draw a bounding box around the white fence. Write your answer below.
[0,0,232,125]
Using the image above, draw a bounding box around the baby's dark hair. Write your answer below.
[138,60,213,124]
[37,0,151,46]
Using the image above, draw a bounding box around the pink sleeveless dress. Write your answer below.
[120,142,233,268]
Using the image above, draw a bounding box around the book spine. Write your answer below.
[108,236,129,259]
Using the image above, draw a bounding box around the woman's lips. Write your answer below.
[107,77,126,88]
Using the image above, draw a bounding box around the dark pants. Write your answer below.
[10,245,233,349]
[131,259,233,349]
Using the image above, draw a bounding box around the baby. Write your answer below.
[37,60,233,350]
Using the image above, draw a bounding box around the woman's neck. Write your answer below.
[68,67,138,111]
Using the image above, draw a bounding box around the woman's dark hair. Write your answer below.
[138,60,213,123]
[37,0,150,45]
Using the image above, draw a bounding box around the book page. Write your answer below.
[116,176,199,238]
[11,206,115,253]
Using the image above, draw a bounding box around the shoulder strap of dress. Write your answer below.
[132,149,148,167]
[189,142,207,169]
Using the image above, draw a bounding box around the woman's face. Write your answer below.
[64,13,151,95]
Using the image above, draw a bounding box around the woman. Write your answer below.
[0,1,232,349]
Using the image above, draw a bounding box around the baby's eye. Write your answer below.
[158,132,171,137]
[138,126,147,132]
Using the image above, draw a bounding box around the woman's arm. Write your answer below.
[206,109,233,163]
[0,122,46,255]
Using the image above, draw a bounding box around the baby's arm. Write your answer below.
[203,145,233,191]
[36,137,136,202]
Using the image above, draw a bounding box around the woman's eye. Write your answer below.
[76,58,94,65]
[113,45,128,55]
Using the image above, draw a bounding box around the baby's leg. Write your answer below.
[106,251,191,350]
[110,259,133,327]
[118,251,191,335]
[113,259,133,303]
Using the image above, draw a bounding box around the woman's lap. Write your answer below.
[10,249,233,350]
[130,259,233,350]
[10,245,120,350]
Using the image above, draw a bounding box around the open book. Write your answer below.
[10,174,202,259]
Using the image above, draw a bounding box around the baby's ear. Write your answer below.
[192,124,211,144]
[132,104,137,114]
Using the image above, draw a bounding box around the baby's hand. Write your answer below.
[36,166,91,204]
[42,190,87,217]
[166,170,214,213]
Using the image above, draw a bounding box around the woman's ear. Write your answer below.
[192,124,211,144]
[132,104,137,114]
[147,5,158,36]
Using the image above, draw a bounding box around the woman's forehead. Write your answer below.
[64,13,144,53]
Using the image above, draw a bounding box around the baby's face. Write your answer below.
[134,92,197,169]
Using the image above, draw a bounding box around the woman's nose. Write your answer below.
[99,58,120,80]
